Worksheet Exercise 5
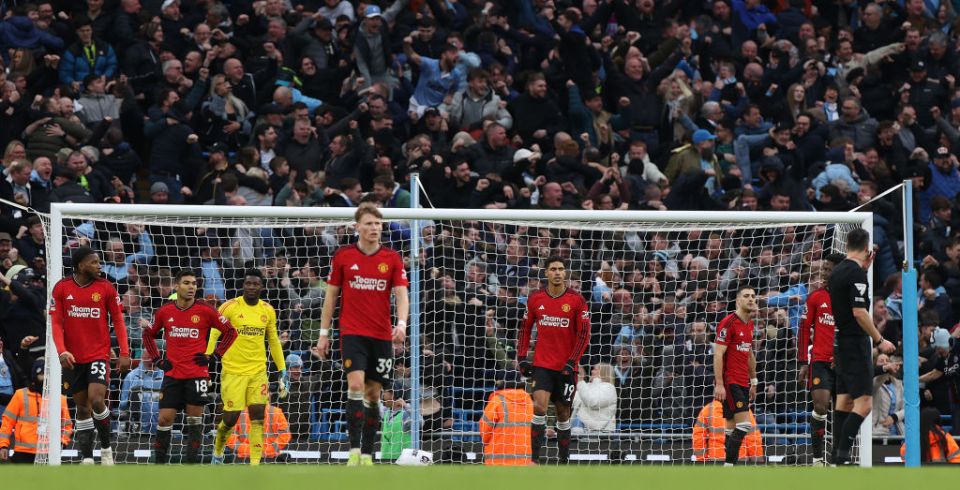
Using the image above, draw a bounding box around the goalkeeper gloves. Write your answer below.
[155,358,173,373]
[279,370,290,399]
[518,360,533,377]
[193,353,219,367]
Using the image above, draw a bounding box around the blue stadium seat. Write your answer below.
[314,408,348,441]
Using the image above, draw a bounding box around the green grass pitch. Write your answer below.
[4,466,955,489]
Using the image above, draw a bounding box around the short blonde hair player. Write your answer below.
[317,203,410,466]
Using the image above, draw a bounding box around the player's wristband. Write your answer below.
[397,320,407,329]
[750,378,759,386]
[873,337,883,347]
[319,328,330,337]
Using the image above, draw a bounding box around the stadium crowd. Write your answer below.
[1,0,960,456]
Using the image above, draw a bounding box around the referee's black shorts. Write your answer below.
[834,336,873,398]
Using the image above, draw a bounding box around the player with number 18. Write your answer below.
[144,270,238,464]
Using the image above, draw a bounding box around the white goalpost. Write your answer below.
[37,203,873,466]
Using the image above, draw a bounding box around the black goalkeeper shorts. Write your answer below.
[834,336,873,398]
[530,366,576,405]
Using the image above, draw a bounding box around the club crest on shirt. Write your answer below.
[344,359,352,369]
[260,315,268,323]
[813,377,821,385]
[191,315,200,324]
[561,304,571,313]
[227,400,233,408]
[736,401,744,408]
[378,263,389,274]
[91,292,102,302]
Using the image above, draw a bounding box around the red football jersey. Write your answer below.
[798,288,835,363]
[50,277,129,363]
[144,301,238,380]
[327,244,409,341]
[715,312,753,387]
[517,288,591,371]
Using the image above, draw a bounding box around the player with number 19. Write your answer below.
[317,203,410,467]
[144,270,238,464]
[516,256,590,465]
[50,246,130,465]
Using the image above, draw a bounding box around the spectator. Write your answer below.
[275,354,319,440]
[0,7,64,64]
[572,363,618,432]
[0,358,71,464]
[664,130,721,191]
[872,353,905,437]
[59,16,118,89]
[118,351,163,435]
[507,73,564,149]
[444,68,512,132]
[828,97,878,152]
[0,159,49,215]
[147,102,201,203]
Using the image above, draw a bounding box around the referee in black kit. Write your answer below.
[828,228,896,465]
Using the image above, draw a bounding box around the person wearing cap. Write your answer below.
[0,358,72,463]
[664,129,721,189]
[149,181,170,204]
[919,144,960,225]
[353,1,407,90]
[275,353,319,439]
[919,328,958,417]
[904,58,947,128]
[292,12,343,72]
[58,15,118,88]
[479,370,533,465]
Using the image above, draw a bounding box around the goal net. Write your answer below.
[37,204,872,466]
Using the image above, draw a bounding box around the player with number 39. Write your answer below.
[317,203,410,467]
